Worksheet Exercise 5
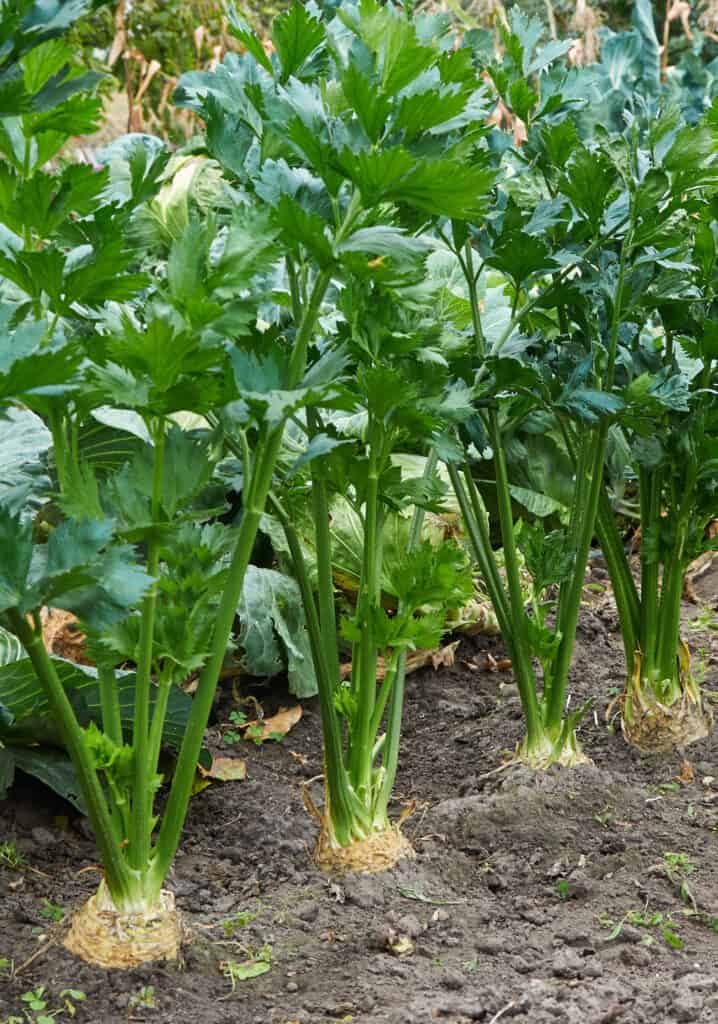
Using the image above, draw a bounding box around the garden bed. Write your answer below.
[1,564,717,1024]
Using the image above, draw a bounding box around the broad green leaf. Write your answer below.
[509,485,566,518]
[7,746,85,811]
[0,406,51,515]
[337,226,432,258]
[237,566,317,698]
[631,0,660,93]
[0,508,33,612]
[0,625,23,666]
[0,656,194,752]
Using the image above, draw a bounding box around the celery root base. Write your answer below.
[314,821,414,875]
[622,690,713,753]
[63,882,183,968]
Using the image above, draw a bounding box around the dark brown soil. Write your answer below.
[1,564,717,1024]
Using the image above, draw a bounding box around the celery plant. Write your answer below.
[435,16,718,766]
[0,3,344,956]
[0,197,335,944]
[273,299,472,864]
[177,0,493,862]
[590,115,718,751]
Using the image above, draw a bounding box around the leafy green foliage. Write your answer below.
[237,566,317,698]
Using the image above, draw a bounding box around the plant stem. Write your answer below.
[546,424,608,729]
[7,609,135,906]
[147,663,173,789]
[306,410,343,705]
[48,406,68,495]
[654,521,688,690]
[152,429,279,881]
[374,449,438,822]
[98,663,123,748]
[447,464,510,636]
[349,428,381,800]
[269,492,367,843]
[460,238,544,752]
[487,408,545,750]
[129,423,165,871]
[638,467,661,676]
[546,216,632,726]
[595,486,639,673]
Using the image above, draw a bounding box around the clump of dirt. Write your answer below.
[1,563,717,1023]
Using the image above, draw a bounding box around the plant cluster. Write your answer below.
[0,0,715,969]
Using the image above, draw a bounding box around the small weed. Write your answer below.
[463,958,478,973]
[594,804,613,828]
[58,990,87,1017]
[687,608,717,632]
[599,907,683,949]
[221,908,260,936]
[0,842,25,871]
[223,710,248,745]
[221,944,272,992]
[128,986,156,1011]
[555,880,571,901]
[664,852,695,875]
[663,851,697,908]
[0,958,14,979]
[647,781,681,797]
[2,986,87,1023]
[39,899,65,923]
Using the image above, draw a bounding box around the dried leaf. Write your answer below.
[340,642,460,682]
[675,759,695,785]
[40,608,90,665]
[387,933,414,957]
[242,705,302,742]
[199,757,247,782]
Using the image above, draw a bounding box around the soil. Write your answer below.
[1,562,717,1024]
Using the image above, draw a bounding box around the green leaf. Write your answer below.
[21,39,70,95]
[0,406,51,515]
[339,147,494,220]
[356,0,436,97]
[227,960,271,981]
[274,195,334,267]
[7,746,85,811]
[0,508,33,612]
[557,388,623,425]
[272,2,326,82]
[0,656,195,754]
[509,485,566,518]
[507,79,537,123]
[341,59,390,144]
[486,231,559,286]
[337,226,432,259]
[631,0,660,93]
[237,566,317,698]
[560,147,617,232]
[525,615,561,661]
[227,8,274,74]
[0,625,24,667]
[516,520,573,593]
